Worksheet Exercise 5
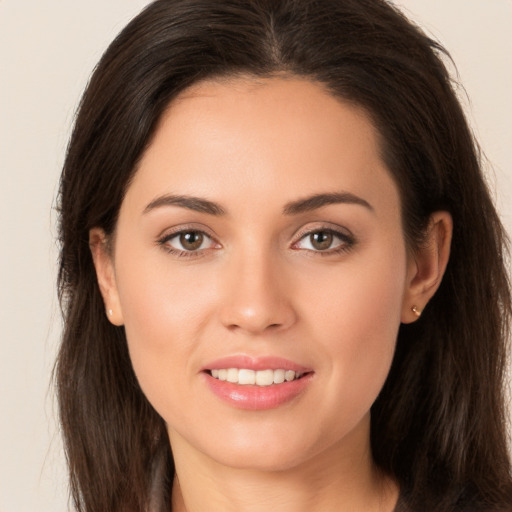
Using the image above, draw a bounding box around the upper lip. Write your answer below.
[202,355,312,373]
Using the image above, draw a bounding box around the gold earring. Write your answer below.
[411,305,422,317]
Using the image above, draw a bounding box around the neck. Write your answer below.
[169,422,398,512]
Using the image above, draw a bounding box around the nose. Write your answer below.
[218,249,297,335]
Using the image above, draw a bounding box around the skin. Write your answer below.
[91,77,452,512]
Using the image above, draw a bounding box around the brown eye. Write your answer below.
[294,228,354,253]
[179,231,204,251]
[159,229,219,257]
[310,231,333,250]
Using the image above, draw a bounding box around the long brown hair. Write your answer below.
[56,1,512,510]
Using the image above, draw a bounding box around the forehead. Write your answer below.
[123,76,400,219]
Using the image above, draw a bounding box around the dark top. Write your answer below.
[393,493,410,512]
[392,492,485,512]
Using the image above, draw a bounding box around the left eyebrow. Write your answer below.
[283,192,374,215]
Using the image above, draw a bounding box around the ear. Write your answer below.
[401,211,452,323]
[89,228,124,326]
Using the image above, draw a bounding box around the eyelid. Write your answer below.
[155,222,218,240]
[291,223,356,252]
[292,222,354,242]
[156,224,221,256]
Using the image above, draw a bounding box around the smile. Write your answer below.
[210,368,305,386]
[203,356,313,409]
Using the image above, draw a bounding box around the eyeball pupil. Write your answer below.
[180,232,203,250]
[311,231,332,250]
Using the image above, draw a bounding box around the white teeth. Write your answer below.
[273,369,285,384]
[285,370,295,382]
[226,368,238,383]
[210,368,304,386]
[255,369,274,386]
[238,369,256,385]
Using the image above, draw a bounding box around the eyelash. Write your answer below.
[157,228,219,259]
[291,227,355,256]
[157,227,355,259]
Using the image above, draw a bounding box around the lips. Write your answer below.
[202,356,313,410]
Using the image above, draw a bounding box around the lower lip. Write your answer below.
[203,372,314,410]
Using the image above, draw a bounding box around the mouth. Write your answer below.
[202,356,313,409]
[207,368,308,386]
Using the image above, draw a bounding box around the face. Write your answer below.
[95,77,419,472]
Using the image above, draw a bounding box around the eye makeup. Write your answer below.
[292,228,355,255]
[156,224,221,259]
[156,221,357,260]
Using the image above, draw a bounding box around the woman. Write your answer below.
[55,0,512,511]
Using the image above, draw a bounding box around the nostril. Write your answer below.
[219,297,297,334]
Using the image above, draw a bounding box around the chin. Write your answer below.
[207,442,310,473]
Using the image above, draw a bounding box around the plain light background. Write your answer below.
[1,1,511,511]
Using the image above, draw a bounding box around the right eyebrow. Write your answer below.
[143,194,226,216]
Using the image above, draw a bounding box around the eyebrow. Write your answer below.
[283,192,374,215]
[143,194,226,215]
[143,191,373,216]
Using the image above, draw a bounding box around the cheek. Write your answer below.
[302,243,407,404]
[113,248,218,414]
[116,247,215,342]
